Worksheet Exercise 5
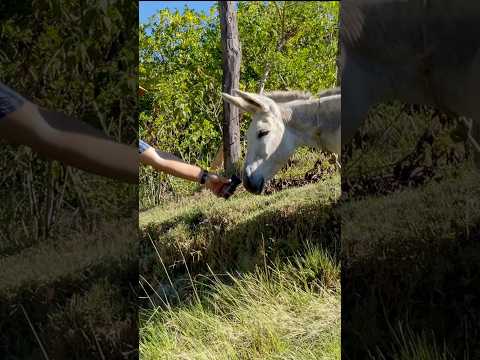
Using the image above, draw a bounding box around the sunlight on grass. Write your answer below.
[139,149,341,359]
[140,248,340,360]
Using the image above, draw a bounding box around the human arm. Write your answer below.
[0,101,138,183]
[139,143,230,196]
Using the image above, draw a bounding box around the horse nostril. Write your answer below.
[243,175,264,194]
[259,178,265,192]
[243,175,253,191]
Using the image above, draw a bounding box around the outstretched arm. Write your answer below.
[140,146,203,182]
[139,142,231,196]
[0,101,138,183]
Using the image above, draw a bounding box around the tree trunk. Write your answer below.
[336,19,342,87]
[219,1,241,176]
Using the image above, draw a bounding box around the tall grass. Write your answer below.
[138,147,340,359]
[140,247,340,360]
[373,322,456,360]
[341,101,478,358]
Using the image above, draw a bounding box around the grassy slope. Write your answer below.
[340,102,480,358]
[139,112,479,359]
[341,164,480,358]
[341,165,480,262]
[139,153,341,360]
[140,173,340,280]
[0,217,138,358]
[0,219,136,299]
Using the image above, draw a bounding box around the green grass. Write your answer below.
[339,102,479,358]
[277,146,329,180]
[140,171,339,227]
[344,102,470,179]
[374,322,456,360]
[0,218,136,299]
[139,146,327,211]
[138,102,478,359]
[340,103,477,359]
[340,164,480,263]
[140,247,340,360]
[139,149,341,359]
[341,160,479,357]
[0,216,138,358]
[140,174,340,286]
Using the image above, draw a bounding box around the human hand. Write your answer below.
[204,173,231,197]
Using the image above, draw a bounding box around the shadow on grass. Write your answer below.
[140,185,340,308]
[0,219,139,359]
[340,168,480,359]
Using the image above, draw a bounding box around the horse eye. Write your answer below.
[258,130,269,139]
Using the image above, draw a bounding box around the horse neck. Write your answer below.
[282,95,341,147]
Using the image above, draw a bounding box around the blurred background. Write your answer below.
[0,0,138,358]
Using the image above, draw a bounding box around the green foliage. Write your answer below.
[238,1,339,92]
[139,1,339,208]
[139,7,222,162]
[0,0,137,246]
[0,2,137,357]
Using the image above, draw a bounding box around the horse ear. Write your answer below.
[222,92,268,113]
[221,93,256,113]
[232,89,269,113]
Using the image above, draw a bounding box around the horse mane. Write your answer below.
[264,90,313,103]
[265,87,340,103]
[317,87,341,98]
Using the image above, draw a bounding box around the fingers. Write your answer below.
[206,174,230,187]
[213,174,230,183]
[204,173,241,199]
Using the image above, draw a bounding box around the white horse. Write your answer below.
[221,89,341,194]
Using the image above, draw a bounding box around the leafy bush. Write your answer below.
[0,0,138,246]
[0,1,138,357]
[139,1,339,209]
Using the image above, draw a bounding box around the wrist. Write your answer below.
[198,169,209,184]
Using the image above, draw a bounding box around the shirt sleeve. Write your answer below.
[138,139,151,154]
[0,82,26,120]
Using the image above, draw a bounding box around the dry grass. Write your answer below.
[139,149,341,359]
[140,247,340,360]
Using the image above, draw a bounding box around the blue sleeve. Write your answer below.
[0,82,26,120]
[139,139,151,154]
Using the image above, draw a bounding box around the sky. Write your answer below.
[139,1,217,24]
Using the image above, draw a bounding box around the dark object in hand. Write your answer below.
[222,175,242,199]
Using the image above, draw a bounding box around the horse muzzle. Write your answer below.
[243,174,264,194]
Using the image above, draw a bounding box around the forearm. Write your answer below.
[138,141,232,197]
[139,147,202,182]
[1,102,138,183]
[36,108,138,183]
[41,131,138,183]
[38,108,113,140]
